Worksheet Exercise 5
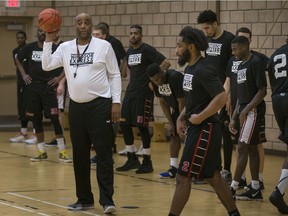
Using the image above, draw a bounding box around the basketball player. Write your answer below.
[116,24,170,174]
[168,26,240,216]
[147,63,184,178]
[9,31,33,143]
[197,10,235,184]
[225,27,268,189]
[45,32,67,147]
[267,39,288,214]
[229,36,267,201]
[15,28,72,163]
[42,13,120,214]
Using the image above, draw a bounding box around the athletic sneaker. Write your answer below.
[59,150,73,163]
[236,188,263,201]
[238,178,247,188]
[103,205,116,214]
[30,151,48,162]
[116,152,140,171]
[159,166,177,178]
[220,169,232,184]
[67,201,94,211]
[192,178,207,184]
[25,134,37,144]
[45,139,57,146]
[9,133,27,143]
[269,187,288,214]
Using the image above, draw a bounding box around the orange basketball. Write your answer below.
[38,8,62,33]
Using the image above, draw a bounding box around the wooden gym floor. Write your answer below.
[0,129,285,216]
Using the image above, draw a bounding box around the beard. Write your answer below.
[177,49,191,67]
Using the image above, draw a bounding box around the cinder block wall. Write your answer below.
[2,0,288,152]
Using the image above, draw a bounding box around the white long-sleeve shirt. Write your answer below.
[42,37,121,103]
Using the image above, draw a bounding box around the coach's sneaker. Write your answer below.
[236,188,263,201]
[220,169,232,184]
[59,150,73,163]
[67,201,94,211]
[116,152,140,171]
[269,187,288,214]
[103,205,116,214]
[25,134,37,144]
[30,150,48,162]
[159,166,177,178]
[136,155,153,174]
[9,133,27,143]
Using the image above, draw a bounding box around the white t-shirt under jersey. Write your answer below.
[42,37,121,103]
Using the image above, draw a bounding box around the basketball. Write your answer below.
[38,8,62,33]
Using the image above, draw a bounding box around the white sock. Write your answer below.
[259,172,263,182]
[278,169,288,195]
[170,158,178,168]
[21,128,28,135]
[33,128,36,134]
[37,142,45,152]
[251,180,260,190]
[231,180,239,190]
[126,145,135,153]
[57,137,65,151]
[143,148,151,155]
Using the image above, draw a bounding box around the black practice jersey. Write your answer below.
[237,54,267,105]
[107,35,126,67]
[13,46,28,86]
[268,44,288,95]
[126,43,166,97]
[17,41,62,82]
[183,57,224,122]
[227,50,268,109]
[152,69,184,109]
[205,30,235,84]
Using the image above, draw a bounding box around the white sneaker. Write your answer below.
[9,133,27,143]
[103,205,116,214]
[118,146,137,155]
[135,145,143,156]
[25,134,37,144]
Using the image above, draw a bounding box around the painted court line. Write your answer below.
[7,192,99,216]
[0,201,50,216]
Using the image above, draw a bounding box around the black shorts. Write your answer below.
[171,108,180,136]
[26,81,59,119]
[178,121,222,179]
[120,90,154,128]
[238,102,266,145]
[272,93,288,144]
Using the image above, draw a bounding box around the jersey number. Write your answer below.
[274,54,287,79]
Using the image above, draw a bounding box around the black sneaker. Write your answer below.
[269,187,288,214]
[45,139,57,146]
[236,188,263,201]
[136,155,153,174]
[116,152,140,171]
[238,178,247,188]
[67,201,94,211]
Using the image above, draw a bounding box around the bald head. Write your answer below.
[75,13,92,43]
[75,13,91,23]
